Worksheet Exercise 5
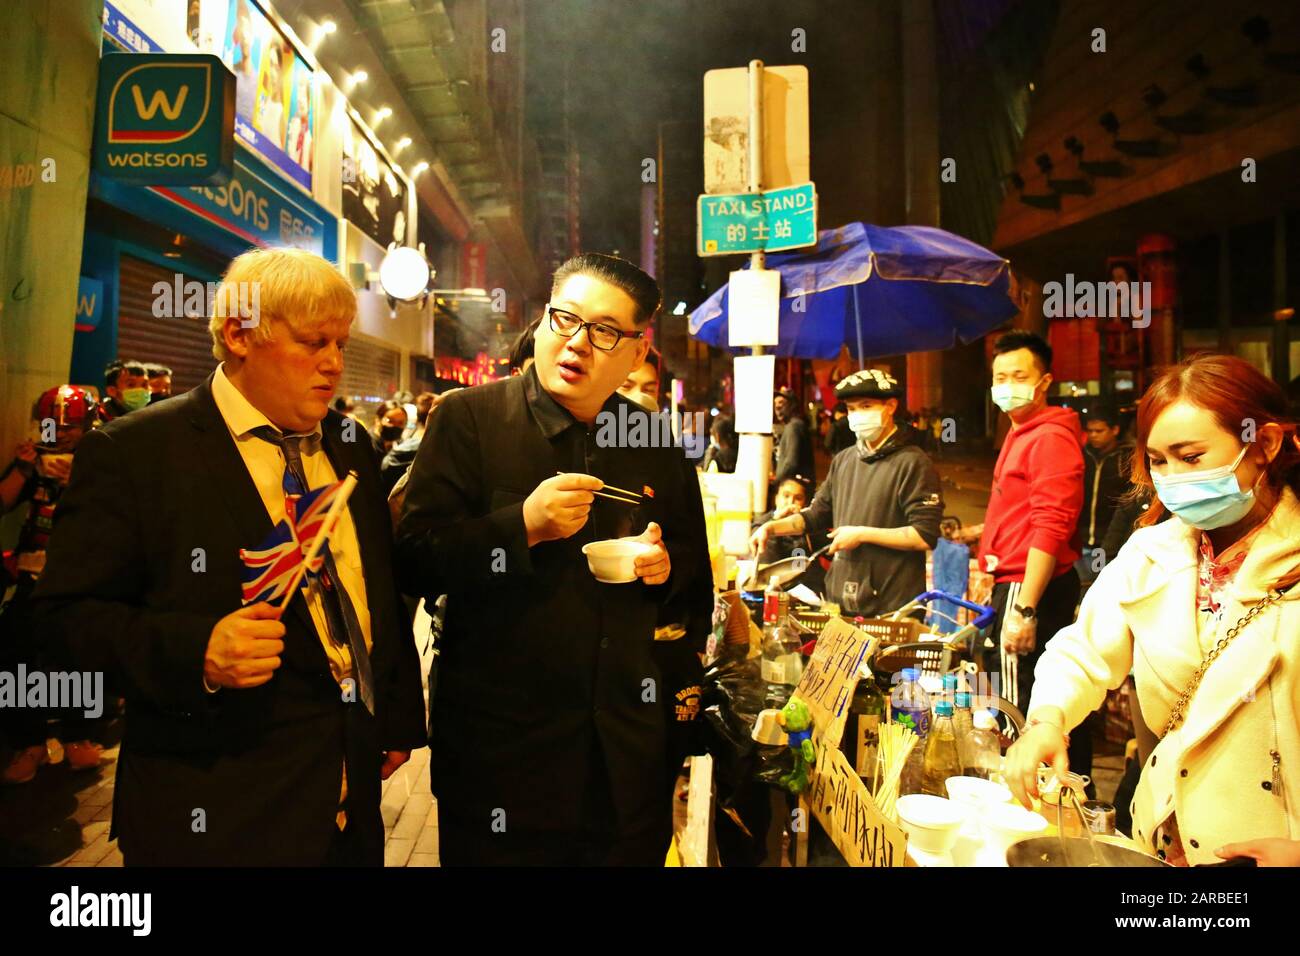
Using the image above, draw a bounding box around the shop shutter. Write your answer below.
[340,336,401,406]
[117,254,219,393]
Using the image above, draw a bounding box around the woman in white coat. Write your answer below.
[1005,354,1300,866]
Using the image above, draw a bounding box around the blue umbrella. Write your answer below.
[688,222,1017,361]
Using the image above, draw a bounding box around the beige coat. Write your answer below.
[1028,487,1300,865]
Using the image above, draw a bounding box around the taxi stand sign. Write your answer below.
[94,53,235,186]
[697,181,817,256]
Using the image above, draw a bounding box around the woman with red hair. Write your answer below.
[1005,354,1300,866]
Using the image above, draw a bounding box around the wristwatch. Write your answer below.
[1013,603,1036,620]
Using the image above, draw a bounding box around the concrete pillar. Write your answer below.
[0,1,102,543]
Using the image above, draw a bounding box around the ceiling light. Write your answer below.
[320,20,337,35]
[352,69,368,84]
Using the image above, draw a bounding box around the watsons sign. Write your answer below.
[94,53,235,186]
[150,152,328,257]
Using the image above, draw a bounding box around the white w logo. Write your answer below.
[131,84,188,121]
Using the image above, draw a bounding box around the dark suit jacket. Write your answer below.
[395,369,713,837]
[33,375,426,866]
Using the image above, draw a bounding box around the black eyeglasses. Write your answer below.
[545,305,644,352]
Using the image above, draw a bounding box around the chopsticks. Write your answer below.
[556,473,644,506]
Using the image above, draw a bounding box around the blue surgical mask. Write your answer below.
[990,381,1040,413]
[1150,445,1257,530]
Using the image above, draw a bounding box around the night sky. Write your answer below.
[525,0,879,256]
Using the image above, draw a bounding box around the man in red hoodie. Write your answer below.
[977,331,1089,779]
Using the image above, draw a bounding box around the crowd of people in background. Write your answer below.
[4,251,1298,865]
[0,358,179,782]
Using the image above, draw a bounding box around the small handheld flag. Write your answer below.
[240,521,305,606]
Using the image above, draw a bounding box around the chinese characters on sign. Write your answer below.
[697,182,817,256]
[788,618,906,867]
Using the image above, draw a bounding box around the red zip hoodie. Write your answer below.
[978,405,1085,584]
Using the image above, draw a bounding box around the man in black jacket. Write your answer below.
[33,248,426,866]
[751,369,943,615]
[773,390,816,491]
[1076,406,1132,585]
[396,253,713,866]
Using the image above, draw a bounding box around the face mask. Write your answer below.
[990,380,1041,413]
[629,391,658,414]
[120,387,151,412]
[1151,445,1257,530]
[848,408,885,444]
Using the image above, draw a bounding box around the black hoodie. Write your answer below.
[799,423,943,616]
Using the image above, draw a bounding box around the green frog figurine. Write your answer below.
[776,698,815,794]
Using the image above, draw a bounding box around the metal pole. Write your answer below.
[745,59,772,514]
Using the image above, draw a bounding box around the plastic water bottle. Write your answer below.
[893,668,931,795]
[921,701,963,797]
[892,667,931,739]
[952,691,975,770]
[760,580,802,709]
[964,710,1003,780]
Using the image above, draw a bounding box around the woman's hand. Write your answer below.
[1004,721,1070,809]
[1215,838,1300,867]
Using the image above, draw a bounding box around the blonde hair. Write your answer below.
[209,247,357,361]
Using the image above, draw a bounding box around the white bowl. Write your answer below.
[945,776,1013,835]
[945,776,1012,809]
[981,802,1050,854]
[896,794,963,855]
[581,538,657,583]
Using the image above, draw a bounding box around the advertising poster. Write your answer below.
[193,0,314,191]
[342,114,407,248]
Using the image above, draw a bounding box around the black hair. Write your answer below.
[710,414,737,447]
[641,345,662,374]
[332,396,354,413]
[415,392,436,425]
[552,253,661,325]
[145,363,172,378]
[105,359,147,390]
[993,330,1053,373]
[509,315,541,371]
[1082,404,1122,428]
[779,475,811,497]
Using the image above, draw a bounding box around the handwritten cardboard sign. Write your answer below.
[807,735,907,867]
[793,617,876,750]
[792,617,905,867]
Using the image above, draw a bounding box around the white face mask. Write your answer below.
[990,380,1041,413]
[848,408,885,444]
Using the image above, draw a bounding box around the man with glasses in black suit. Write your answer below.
[397,253,713,866]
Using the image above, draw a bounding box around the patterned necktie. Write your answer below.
[251,426,375,715]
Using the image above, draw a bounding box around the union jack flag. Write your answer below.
[239,479,345,606]
[240,521,305,606]
[286,479,345,572]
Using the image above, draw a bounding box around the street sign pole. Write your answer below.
[742,58,772,515]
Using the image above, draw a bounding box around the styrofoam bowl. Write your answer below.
[981,802,1050,854]
[897,794,963,855]
[945,776,1013,811]
[581,538,657,584]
